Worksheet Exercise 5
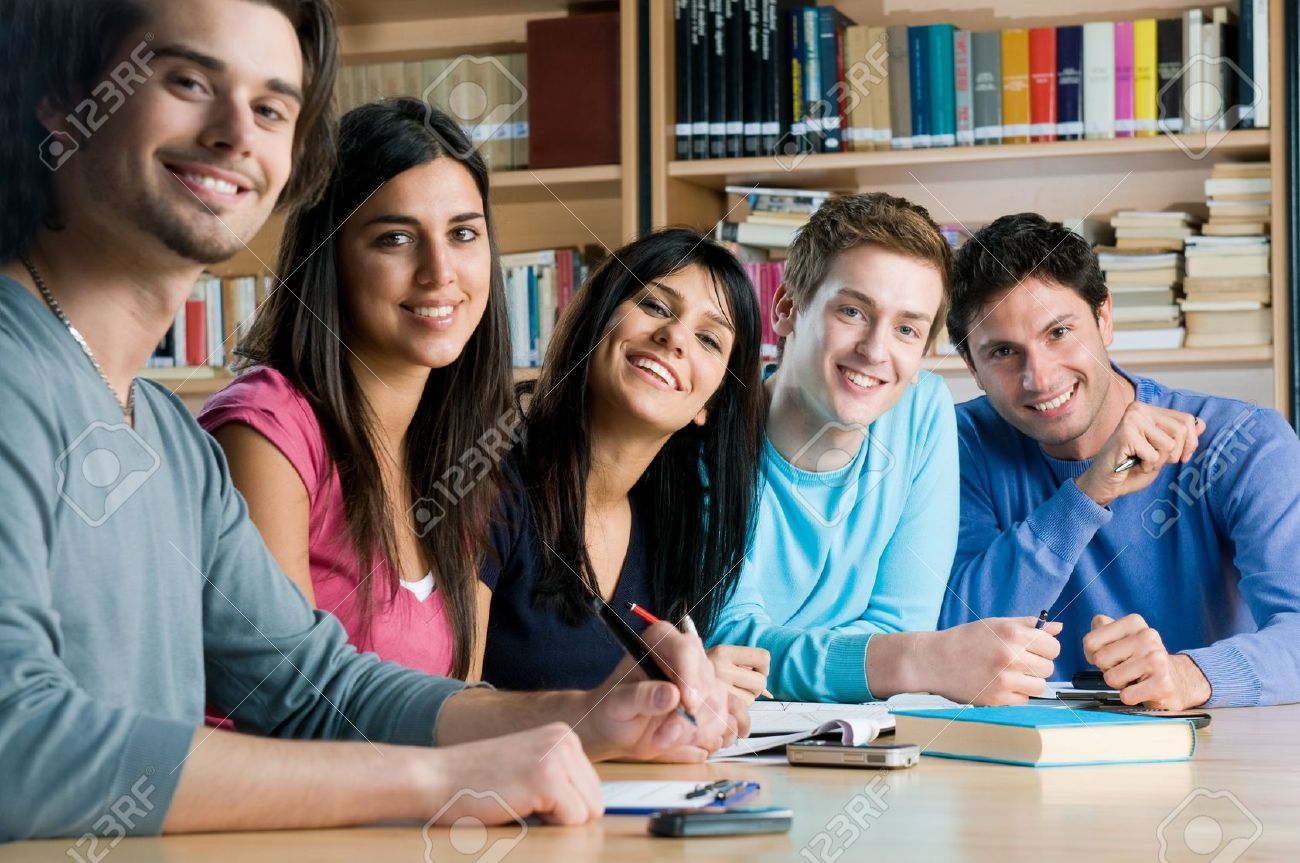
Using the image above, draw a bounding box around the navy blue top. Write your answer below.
[481,458,655,691]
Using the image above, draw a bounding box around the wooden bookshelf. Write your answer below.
[648,0,1292,416]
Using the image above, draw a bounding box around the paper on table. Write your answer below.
[602,781,727,815]
[711,716,886,760]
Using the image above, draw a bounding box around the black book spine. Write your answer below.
[725,0,743,157]
[741,0,762,156]
[709,0,727,159]
[675,0,692,159]
[690,0,710,160]
[1155,17,1183,133]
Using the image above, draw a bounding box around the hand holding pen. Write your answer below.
[1074,401,1205,508]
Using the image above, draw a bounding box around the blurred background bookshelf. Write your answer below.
[150,0,1293,421]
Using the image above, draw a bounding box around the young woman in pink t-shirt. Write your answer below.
[199,100,512,680]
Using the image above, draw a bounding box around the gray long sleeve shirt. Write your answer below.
[0,276,467,841]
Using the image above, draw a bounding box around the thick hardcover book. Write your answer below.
[954,30,974,146]
[971,30,1002,144]
[1114,20,1136,137]
[1082,21,1115,139]
[1055,25,1083,139]
[725,0,744,157]
[866,26,891,149]
[887,24,912,149]
[817,6,854,152]
[799,7,822,152]
[1182,9,1203,132]
[690,0,710,159]
[527,13,621,168]
[1133,19,1158,136]
[1000,28,1030,144]
[1155,17,1183,133]
[1251,0,1268,128]
[907,25,931,148]
[1028,27,1056,141]
[893,706,1197,768]
[741,0,762,156]
[763,0,798,157]
[927,24,956,147]
[842,25,871,151]
[788,8,808,152]
[675,0,692,159]
[708,0,727,158]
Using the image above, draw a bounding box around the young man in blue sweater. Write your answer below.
[941,213,1300,709]
[0,0,731,841]
[709,193,1062,705]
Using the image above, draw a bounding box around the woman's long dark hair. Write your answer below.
[520,228,764,634]
[238,99,512,679]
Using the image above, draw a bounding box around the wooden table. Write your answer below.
[9,705,1300,862]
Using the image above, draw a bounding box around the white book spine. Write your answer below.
[1083,23,1115,139]
[1252,0,1269,128]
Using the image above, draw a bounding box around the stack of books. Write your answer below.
[148,273,273,373]
[501,248,593,368]
[1181,236,1271,347]
[716,186,833,249]
[1203,162,1272,236]
[1097,237,1184,350]
[674,3,1271,160]
[1109,210,1195,252]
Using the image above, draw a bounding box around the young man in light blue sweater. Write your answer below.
[708,193,1062,704]
[941,213,1300,709]
[0,0,731,841]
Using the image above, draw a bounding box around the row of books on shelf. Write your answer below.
[333,12,621,173]
[503,248,595,369]
[674,2,1271,160]
[147,274,272,373]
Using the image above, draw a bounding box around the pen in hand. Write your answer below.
[592,596,698,726]
[629,602,775,701]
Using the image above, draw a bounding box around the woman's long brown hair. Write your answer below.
[238,99,512,678]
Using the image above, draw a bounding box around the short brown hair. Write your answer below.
[782,192,953,350]
[1,0,338,259]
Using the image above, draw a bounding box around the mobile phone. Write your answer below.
[786,740,920,769]
[648,806,794,837]
[1072,669,1111,690]
[1087,706,1213,729]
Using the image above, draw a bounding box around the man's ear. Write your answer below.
[1097,293,1115,349]
[692,406,708,427]
[771,283,797,338]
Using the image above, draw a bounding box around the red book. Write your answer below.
[1029,27,1057,141]
[184,298,207,367]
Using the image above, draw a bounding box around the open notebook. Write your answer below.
[711,693,960,761]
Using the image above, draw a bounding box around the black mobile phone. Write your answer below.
[1072,669,1110,690]
[648,806,794,838]
[1087,706,1214,729]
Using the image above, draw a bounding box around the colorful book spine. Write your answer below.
[971,30,1002,145]
[953,30,974,146]
[801,6,821,151]
[907,25,931,147]
[1000,29,1030,144]
[1083,21,1115,139]
[886,24,912,149]
[817,6,853,152]
[1156,17,1183,133]
[866,25,892,150]
[1028,27,1056,142]
[1055,25,1083,139]
[843,25,871,152]
[1114,20,1136,138]
[928,24,956,147]
[788,8,807,150]
[1133,18,1158,137]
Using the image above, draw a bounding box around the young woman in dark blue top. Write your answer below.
[481,228,770,724]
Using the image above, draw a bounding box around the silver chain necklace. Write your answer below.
[20,253,135,420]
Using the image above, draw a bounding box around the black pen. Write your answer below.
[590,596,698,726]
[1035,609,1048,630]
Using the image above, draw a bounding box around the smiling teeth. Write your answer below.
[842,368,880,389]
[184,173,239,195]
[632,356,676,389]
[410,305,453,319]
[1033,386,1075,412]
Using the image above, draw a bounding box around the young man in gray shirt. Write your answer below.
[0,0,734,841]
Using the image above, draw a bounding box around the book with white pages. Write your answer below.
[711,694,961,762]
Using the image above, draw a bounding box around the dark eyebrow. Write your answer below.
[154,43,303,105]
[648,280,735,334]
[361,211,485,229]
[1044,313,1079,331]
[838,288,933,324]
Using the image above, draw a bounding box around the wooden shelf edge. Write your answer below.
[925,345,1274,373]
[138,368,234,397]
[667,129,1272,187]
[492,165,621,188]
